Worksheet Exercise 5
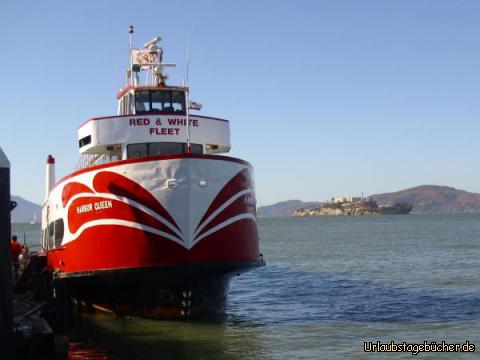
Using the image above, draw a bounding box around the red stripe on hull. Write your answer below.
[196,168,253,231]
[48,220,259,274]
[67,196,180,239]
[191,219,259,260]
[62,182,94,207]
[92,171,180,230]
[196,195,256,238]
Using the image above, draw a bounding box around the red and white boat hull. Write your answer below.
[43,154,263,317]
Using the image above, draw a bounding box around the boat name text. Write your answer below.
[76,200,113,214]
[244,195,257,206]
[129,117,199,137]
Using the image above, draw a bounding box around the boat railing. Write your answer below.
[75,153,115,170]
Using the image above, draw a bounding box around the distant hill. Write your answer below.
[11,196,41,223]
[257,200,321,217]
[258,185,480,216]
[369,185,480,214]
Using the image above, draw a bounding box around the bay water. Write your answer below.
[12,214,480,358]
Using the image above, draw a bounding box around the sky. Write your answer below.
[1,0,480,206]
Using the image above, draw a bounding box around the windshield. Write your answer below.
[135,90,186,115]
[127,142,203,159]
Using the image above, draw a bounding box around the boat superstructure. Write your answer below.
[40,27,264,317]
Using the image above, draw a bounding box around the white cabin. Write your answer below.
[75,29,231,170]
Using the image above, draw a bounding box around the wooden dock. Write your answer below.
[0,147,66,360]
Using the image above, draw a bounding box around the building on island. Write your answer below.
[332,197,362,204]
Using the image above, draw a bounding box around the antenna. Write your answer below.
[186,31,191,153]
[186,31,190,87]
[186,91,191,153]
[128,25,134,85]
[113,52,119,90]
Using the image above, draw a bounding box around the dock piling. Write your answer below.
[0,147,14,360]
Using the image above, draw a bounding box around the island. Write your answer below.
[293,197,412,216]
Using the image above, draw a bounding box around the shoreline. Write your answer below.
[293,201,412,217]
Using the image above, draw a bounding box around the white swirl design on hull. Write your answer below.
[193,213,257,245]
[193,189,254,238]
[65,192,183,242]
[71,219,185,247]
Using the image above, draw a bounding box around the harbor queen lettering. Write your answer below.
[76,200,113,214]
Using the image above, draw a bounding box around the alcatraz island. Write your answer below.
[293,196,412,217]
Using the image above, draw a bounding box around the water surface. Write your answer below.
[13,214,480,358]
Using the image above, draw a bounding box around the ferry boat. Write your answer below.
[40,27,264,318]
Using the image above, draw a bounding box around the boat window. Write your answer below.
[41,229,45,251]
[43,228,49,252]
[149,142,184,156]
[135,90,186,115]
[151,91,170,112]
[119,94,135,115]
[171,92,185,113]
[79,135,91,148]
[187,143,203,154]
[48,222,54,250]
[127,143,148,158]
[119,97,125,115]
[135,91,150,114]
[108,146,122,162]
[128,94,135,114]
[127,142,203,159]
[54,219,64,248]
